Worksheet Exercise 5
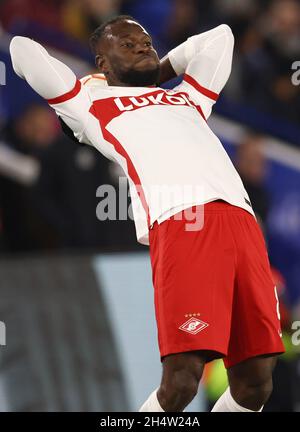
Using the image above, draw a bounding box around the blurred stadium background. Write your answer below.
[0,0,300,412]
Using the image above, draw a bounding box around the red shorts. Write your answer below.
[149,201,285,369]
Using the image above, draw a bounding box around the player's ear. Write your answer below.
[96,54,108,74]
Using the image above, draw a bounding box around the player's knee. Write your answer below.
[228,355,277,410]
[232,377,273,410]
[159,369,200,410]
[248,378,273,407]
[158,351,206,411]
[172,369,200,398]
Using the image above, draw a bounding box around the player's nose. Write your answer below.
[134,43,150,55]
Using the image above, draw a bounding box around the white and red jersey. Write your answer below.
[10,25,254,245]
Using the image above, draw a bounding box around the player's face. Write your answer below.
[97,20,160,86]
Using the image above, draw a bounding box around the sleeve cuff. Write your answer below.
[47,79,82,105]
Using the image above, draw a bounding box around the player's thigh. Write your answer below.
[227,354,278,389]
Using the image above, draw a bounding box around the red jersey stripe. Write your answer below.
[183,74,219,101]
[102,128,151,228]
[90,102,151,228]
[47,79,81,105]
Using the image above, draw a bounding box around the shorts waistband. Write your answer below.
[176,200,248,215]
[150,200,251,229]
[203,200,247,213]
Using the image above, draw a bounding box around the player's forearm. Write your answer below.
[167,24,234,77]
[10,36,77,100]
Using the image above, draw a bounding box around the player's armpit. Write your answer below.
[58,117,82,145]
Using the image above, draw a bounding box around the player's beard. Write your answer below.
[113,64,160,87]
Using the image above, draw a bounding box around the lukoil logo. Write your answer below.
[114,90,196,112]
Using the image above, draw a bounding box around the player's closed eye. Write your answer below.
[122,42,134,48]
[121,41,152,49]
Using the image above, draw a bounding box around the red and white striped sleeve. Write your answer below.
[168,25,234,120]
[10,36,92,144]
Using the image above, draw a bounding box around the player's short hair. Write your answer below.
[89,15,138,55]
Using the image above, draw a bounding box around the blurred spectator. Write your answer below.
[61,0,122,42]
[0,0,64,32]
[162,0,200,50]
[261,0,300,62]
[0,104,61,251]
[225,0,300,126]
[120,0,172,55]
[0,103,138,252]
[267,73,300,124]
[235,134,270,225]
[211,0,261,37]
[36,127,140,251]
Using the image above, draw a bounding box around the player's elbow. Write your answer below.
[10,37,23,75]
[10,36,29,55]
[10,36,30,64]
[218,24,233,35]
[10,35,41,60]
[219,24,234,45]
[10,36,35,77]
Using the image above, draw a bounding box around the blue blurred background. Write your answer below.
[0,0,299,412]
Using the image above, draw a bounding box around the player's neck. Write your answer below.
[106,77,156,88]
[107,79,136,87]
